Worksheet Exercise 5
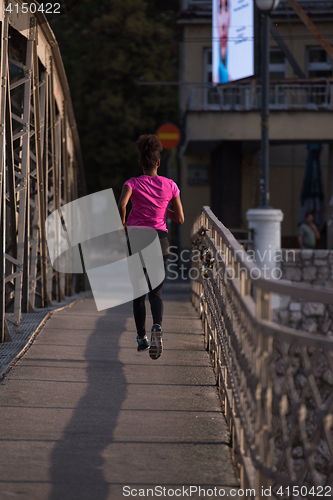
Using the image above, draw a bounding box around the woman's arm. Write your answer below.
[118,185,132,226]
[167,195,184,225]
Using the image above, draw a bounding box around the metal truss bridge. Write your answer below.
[0,2,86,342]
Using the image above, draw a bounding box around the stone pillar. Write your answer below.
[246,208,284,279]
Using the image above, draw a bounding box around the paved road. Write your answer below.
[0,285,241,500]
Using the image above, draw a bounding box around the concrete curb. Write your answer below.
[0,291,92,380]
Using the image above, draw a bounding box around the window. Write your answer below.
[268,49,287,107]
[204,48,213,84]
[203,48,248,110]
[204,48,220,107]
[269,49,287,79]
[307,47,332,78]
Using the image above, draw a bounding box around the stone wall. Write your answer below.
[281,249,333,287]
[272,250,333,484]
[274,249,333,336]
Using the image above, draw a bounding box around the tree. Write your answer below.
[52,0,179,197]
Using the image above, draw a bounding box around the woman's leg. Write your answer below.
[133,290,146,338]
[126,230,148,338]
[134,259,165,334]
[148,269,165,326]
[132,233,168,341]
[148,259,167,359]
[148,235,168,327]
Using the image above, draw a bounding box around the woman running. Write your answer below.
[118,134,184,359]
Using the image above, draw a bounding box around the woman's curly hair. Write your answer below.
[134,134,163,171]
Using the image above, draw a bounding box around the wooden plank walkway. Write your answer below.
[0,285,241,500]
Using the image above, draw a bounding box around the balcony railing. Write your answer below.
[186,83,333,112]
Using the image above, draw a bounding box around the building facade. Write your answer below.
[178,0,333,249]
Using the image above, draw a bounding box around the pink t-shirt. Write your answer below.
[124,175,180,232]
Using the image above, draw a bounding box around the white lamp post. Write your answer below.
[246,0,284,279]
[255,0,280,207]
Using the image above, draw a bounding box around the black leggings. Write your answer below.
[134,234,169,338]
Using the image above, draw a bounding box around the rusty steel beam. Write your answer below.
[286,0,333,61]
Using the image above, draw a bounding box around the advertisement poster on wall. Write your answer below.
[212,0,254,84]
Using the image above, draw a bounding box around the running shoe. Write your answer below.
[149,324,163,360]
[137,335,149,352]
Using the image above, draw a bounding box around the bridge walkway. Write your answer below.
[0,285,241,500]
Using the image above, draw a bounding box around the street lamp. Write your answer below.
[255,0,280,207]
[246,0,284,279]
[255,0,280,11]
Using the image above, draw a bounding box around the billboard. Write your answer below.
[212,0,254,84]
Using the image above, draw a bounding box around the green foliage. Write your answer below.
[52,0,179,198]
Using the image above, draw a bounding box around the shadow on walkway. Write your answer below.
[0,283,239,499]
[49,302,130,500]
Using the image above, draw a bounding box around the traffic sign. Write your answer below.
[156,123,181,149]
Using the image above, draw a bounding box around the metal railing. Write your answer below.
[186,83,333,112]
[191,207,333,499]
[0,5,86,341]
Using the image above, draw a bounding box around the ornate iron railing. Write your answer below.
[0,3,86,341]
[191,207,333,499]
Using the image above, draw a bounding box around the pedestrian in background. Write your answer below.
[297,212,320,249]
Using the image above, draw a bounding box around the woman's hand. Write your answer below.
[118,222,128,237]
[118,185,132,236]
